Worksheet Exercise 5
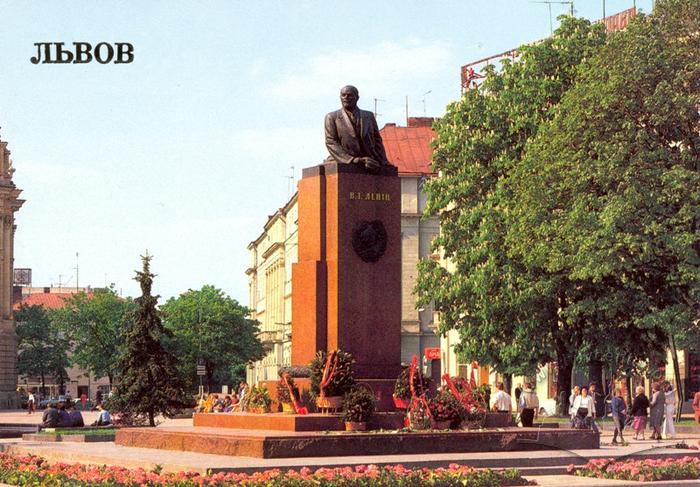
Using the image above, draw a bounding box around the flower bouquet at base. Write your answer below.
[393,366,432,409]
[342,386,376,431]
[428,389,466,429]
[242,384,272,413]
[309,350,355,412]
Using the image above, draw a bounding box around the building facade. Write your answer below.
[0,137,24,408]
[13,288,111,400]
[246,119,439,384]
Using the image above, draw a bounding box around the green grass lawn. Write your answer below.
[39,428,116,436]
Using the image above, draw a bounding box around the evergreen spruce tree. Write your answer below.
[109,254,191,426]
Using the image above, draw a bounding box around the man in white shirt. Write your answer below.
[491,382,512,413]
[519,382,539,427]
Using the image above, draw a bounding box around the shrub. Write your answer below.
[309,350,355,397]
[343,387,376,423]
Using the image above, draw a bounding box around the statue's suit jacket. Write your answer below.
[324,108,388,165]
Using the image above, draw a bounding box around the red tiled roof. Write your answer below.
[13,292,89,310]
[380,122,436,176]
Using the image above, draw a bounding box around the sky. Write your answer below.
[0,0,652,303]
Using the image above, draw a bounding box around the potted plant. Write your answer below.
[276,375,299,413]
[393,366,432,409]
[463,406,487,429]
[309,350,355,412]
[242,385,272,414]
[342,386,376,431]
[407,397,432,430]
[428,389,466,429]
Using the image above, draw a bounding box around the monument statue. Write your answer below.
[324,85,389,172]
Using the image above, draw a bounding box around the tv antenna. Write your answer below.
[421,90,432,116]
[286,165,295,200]
[373,98,385,119]
[530,1,574,34]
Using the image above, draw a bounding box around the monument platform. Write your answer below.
[192,412,404,431]
[115,425,599,459]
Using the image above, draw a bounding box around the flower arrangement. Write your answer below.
[276,375,298,405]
[309,350,355,398]
[0,453,534,486]
[343,386,376,424]
[428,389,466,423]
[570,456,700,483]
[242,385,271,413]
[393,366,432,402]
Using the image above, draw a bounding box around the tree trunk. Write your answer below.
[556,353,573,417]
[588,359,604,417]
[40,372,45,397]
[669,334,684,422]
[625,375,633,406]
[148,410,155,427]
[504,373,513,396]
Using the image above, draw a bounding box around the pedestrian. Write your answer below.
[92,404,112,426]
[572,386,595,430]
[649,382,664,440]
[630,385,649,440]
[518,382,539,427]
[490,382,512,413]
[662,382,676,439]
[611,387,627,445]
[66,401,85,427]
[694,390,700,424]
[41,402,59,428]
[80,393,87,410]
[569,385,580,423]
[514,383,523,404]
[27,390,35,415]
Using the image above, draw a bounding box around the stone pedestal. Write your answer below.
[0,320,18,409]
[292,163,402,403]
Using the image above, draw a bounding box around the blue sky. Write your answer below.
[0,0,651,302]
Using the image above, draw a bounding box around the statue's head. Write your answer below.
[340,85,359,111]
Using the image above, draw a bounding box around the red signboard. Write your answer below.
[424,348,441,360]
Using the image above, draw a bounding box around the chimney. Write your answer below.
[407,117,436,128]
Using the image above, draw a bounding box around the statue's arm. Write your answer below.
[325,113,355,164]
[369,113,388,164]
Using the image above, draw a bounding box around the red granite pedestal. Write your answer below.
[292,163,402,410]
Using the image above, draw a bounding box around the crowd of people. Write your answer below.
[196,382,249,414]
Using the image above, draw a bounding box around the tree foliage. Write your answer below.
[15,304,70,394]
[161,285,264,391]
[513,0,699,375]
[108,255,191,426]
[417,17,607,402]
[51,288,135,386]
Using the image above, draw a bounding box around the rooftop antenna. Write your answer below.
[373,98,384,119]
[286,165,295,200]
[530,1,575,33]
[75,252,79,292]
[421,90,432,116]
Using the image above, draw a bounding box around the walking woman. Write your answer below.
[662,382,676,439]
[630,385,649,440]
[572,386,595,429]
[611,388,627,445]
[649,382,664,440]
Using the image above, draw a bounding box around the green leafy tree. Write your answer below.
[51,288,135,387]
[513,0,699,405]
[161,285,264,391]
[15,305,70,395]
[109,255,191,426]
[417,16,607,411]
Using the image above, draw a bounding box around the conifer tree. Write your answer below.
[109,254,191,426]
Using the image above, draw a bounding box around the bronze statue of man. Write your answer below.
[324,85,389,172]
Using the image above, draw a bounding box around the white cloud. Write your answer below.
[265,38,453,102]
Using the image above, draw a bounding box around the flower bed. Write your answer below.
[0,453,533,486]
[570,456,700,483]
